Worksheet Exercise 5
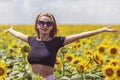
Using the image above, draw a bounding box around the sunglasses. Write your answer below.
[37,21,53,27]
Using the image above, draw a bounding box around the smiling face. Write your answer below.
[35,12,57,38]
[37,16,53,35]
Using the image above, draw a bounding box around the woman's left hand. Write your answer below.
[101,26,118,32]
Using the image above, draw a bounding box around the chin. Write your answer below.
[42,31,50,35]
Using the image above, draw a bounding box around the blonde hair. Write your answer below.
[35,12,57,39]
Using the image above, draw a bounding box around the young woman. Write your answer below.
[4,12,118,80]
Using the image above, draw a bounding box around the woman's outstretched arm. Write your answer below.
[4,26,28,42]
[63,26,118,45]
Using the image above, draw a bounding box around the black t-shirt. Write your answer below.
[27,36,65,67]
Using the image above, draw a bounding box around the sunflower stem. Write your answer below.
[61,52,65,76]
[60,47,67,77]
[81,70,84,80]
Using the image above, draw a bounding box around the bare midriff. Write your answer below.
[31,64,54,76]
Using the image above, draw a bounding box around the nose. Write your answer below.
[42,23,48,28]
[44,23,47,26]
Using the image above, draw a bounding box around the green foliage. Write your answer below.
[0,25,120,80]
[32,74,45,80]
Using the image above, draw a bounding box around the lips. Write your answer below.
[42,28,48,31]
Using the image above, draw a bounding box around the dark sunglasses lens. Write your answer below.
[46,22,53,27]
[38,21,53,27]
[38,21,45,26]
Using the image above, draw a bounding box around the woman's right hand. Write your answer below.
[4,26,28,42]
[4,26,14,33]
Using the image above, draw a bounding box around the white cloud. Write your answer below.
[0,0,120,24]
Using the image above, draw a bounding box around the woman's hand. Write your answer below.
[4,26,28,42]
[4,26,14,33]
[101,26,118,32]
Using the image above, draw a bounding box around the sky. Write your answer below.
[0,0,120,25]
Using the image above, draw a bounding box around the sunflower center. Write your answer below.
[77,44,81,48]
[112,62,116,66]
[99,47,105,53]
[0,68,4,76]
[67,56,72,61]
[110,48,117,54]
[55,59,60,65]
[80,65,84,70]
[22,46,30,52]
[116,69,120,77]
[106,68,114,76]
[79,65,84,71]
[87,52,92,55]
[95,55,99,60]
[74,60,79,64]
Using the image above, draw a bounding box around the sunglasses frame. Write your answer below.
[37,21,53,27]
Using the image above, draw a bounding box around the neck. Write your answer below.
[37,34,52,41]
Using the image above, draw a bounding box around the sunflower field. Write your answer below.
[0,25,120,80]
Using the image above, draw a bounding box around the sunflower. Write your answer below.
[102,65,115,80]
[77,62,85,73]
[7,41,19,53]
[93,52,106,65]
[17,48,22,55]
[8,45,14,53]
[102,38,110,46]
[74,40,81,46]
[0,60,6,68]
[0,60,7,79]
[55,57,62,70]
[72,41,82,51]
[83,48,93,58]
[11,42,18,48]
[71,57,81,66]
[109,59,120,69]
[64,53,75,63]
[108,44,119,58]
[85,38,92,45]
[20,43,30,53]
[77,60,91,73]
[93,52,106,70]
[96,44,107,55]
[115,68,120,80]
